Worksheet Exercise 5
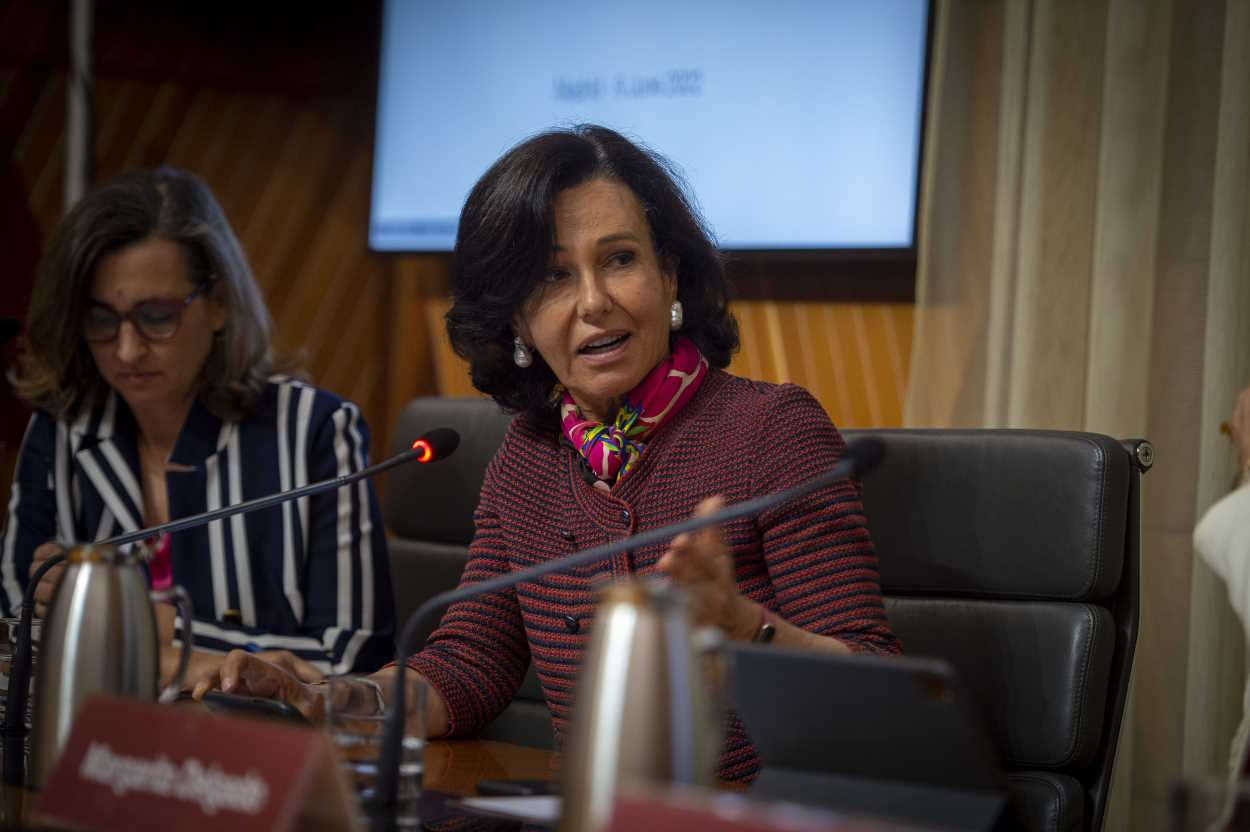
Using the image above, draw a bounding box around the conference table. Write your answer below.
[0,738,557,830]
[424,738,560,794]
[0,736,928,831]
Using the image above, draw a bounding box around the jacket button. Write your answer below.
[619,509,631,524]
[559,529,575,542]
[562,614,580,634]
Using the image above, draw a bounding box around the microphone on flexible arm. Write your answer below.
[1,427,461,787]
[369,436,887,818]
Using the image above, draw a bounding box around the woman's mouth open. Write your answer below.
[579,333,630,356]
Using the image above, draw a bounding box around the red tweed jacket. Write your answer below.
[407,369,900,781]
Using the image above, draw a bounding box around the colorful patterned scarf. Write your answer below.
[560,336,708,485]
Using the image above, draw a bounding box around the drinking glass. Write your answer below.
[324,674,426,823]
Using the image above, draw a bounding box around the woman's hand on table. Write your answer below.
[185,654,446,737]
[161,646,221,689]
[161,644,324,692]
[188,650,327,722]
[250,649,324,682]
[657,496,759,641]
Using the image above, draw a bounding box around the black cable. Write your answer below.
[2,553,64,786]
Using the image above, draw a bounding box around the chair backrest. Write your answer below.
[842,429,1151,832]
[384,396,514,642]
[383,396,554,748]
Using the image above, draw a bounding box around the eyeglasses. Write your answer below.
[83,281,213,343]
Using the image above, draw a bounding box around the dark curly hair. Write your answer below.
[445,124,738,421]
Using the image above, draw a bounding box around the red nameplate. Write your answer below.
[34,695,357,832]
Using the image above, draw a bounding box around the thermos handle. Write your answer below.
[150,585,193,704]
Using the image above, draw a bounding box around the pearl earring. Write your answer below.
[513,336,533,368]
[669,300,684,331]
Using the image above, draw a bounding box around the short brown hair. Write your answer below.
[16,167,292,421]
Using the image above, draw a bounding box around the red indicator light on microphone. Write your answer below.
[411,439,434,463]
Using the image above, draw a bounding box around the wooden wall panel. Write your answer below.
[728,300,913,428]
[417,288,914,430]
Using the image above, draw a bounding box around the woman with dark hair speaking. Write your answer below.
[0,167,395,681]
[206,125,899,781]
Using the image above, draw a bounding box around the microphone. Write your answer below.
[370,436,886,814]
[102,427,460,548]
[1,427,460,787]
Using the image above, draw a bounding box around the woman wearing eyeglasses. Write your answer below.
[0,167,395,685]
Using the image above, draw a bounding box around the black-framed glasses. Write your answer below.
[83,281,213,343]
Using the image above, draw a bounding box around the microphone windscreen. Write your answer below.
[844,437,886,478]
[416,427,460,462]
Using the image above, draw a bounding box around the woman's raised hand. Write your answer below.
[657,496,760,641]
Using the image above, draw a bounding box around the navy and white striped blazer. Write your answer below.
[0,378,395,674]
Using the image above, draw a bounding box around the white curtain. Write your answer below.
[907,2,1250,828]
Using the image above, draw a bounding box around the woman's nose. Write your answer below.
[114,321,147,362]
[575,272,612,318]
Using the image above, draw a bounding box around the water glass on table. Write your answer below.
[323,674,426,804]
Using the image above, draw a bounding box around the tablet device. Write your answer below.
[726,643,1007,829]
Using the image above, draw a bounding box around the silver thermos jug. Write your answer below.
[560,580,723,832]
[29,543,192,788]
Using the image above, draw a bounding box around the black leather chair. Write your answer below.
[385,401,1150,825]
[383,396,555,749]
[842,429,1152,832]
